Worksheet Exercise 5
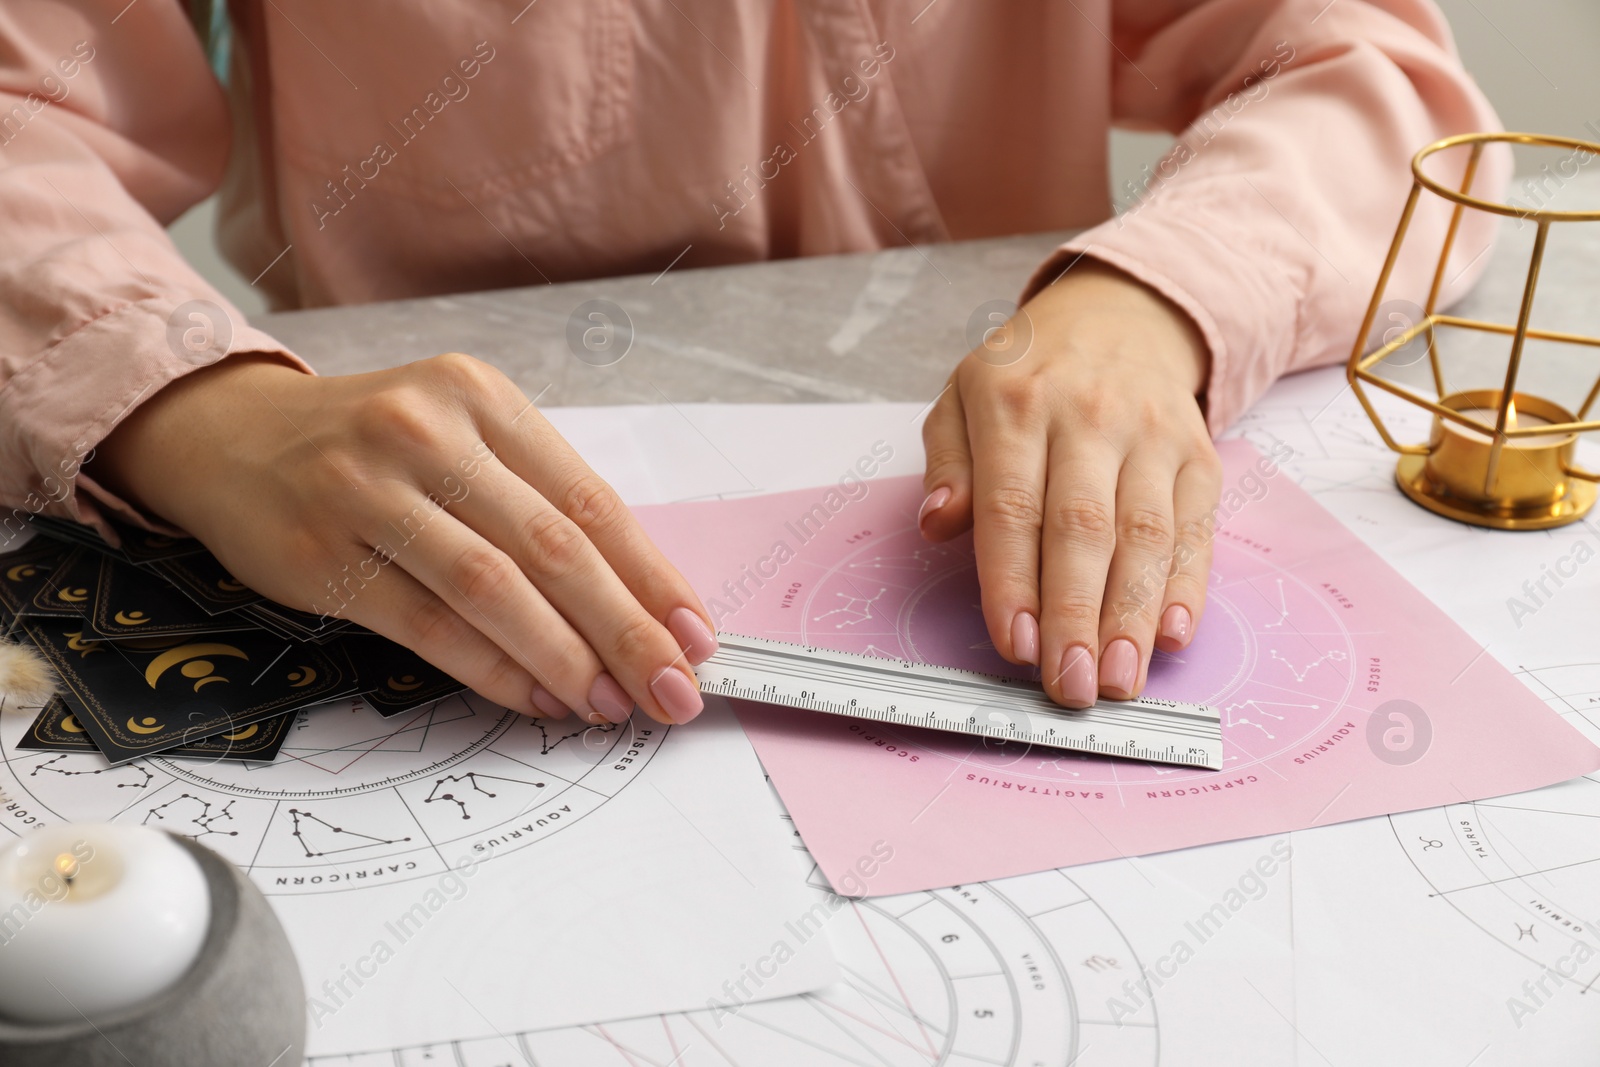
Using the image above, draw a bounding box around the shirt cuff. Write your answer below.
[0,295,312,546]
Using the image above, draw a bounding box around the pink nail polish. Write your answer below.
[917,486,952,530]
[530,685,570,719]
[650,666,704,723]
[1010,612,1039,665]
[668,606,719,665]
[1101,639,1138,697]
[588,673,635,724]
[1160,604,1192,645]
[1057,645,1097,708]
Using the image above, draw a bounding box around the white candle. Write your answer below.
[1444,402,1571,448]
[0,824,210,1024]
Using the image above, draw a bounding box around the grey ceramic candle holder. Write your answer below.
[0,832,305,1067]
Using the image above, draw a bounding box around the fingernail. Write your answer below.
[650,666,704,723]
[917,486,952,530]
[1100,638,1138,697]
[588,673,635,725]
[668,606,719,665]
[1057,645,1097,708]
[530,684,570,719]
[1160,604,1192,645]
[1010,612,1039,665]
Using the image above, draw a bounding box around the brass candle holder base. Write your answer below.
[1395,389,1595,530]
[1396,454,1597,529]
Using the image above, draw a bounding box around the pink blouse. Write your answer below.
[0,0,1506,538]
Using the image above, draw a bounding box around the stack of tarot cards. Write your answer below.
[0,516,464,765]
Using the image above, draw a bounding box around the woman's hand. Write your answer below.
[919,261,1221,708]
[93,352,717,726]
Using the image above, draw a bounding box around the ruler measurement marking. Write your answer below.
[699,634,1224,770]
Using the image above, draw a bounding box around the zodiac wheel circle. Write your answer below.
[798,524,1358,784]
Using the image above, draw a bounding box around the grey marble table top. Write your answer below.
[255,171,1600,411]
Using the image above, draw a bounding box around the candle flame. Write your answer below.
[54,853,79,884]
[1506,398,1519,431]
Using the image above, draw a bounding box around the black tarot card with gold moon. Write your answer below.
[16,695,298,762]
[19,617,356,764]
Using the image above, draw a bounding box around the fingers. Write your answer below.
[1155,454,1221,654]
[445,459,705,725]
[375,495,643,723]
[919,376,972,542]
[472,388,717,665]
[331,557,550,719]
[1096,456,1179,699]
[966,376,1049,667]
[1038,441,1121,707]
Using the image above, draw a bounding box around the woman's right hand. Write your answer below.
[93,352,717,727]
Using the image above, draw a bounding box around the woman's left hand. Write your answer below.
[918,261,1222,708]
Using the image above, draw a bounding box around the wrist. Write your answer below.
[1023,260,1211,396]
[91,354,308,528]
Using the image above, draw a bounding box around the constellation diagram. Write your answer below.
[529,718,616,756]
[423,771,546,820]
[1270,648,1349,684]
[1260,578,1290,629]
[812,586,887,628]
[144,793,239,840]
[30,756,153,790]
[287,808,412,858]
[1223,699,1322,741]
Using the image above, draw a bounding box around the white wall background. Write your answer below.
[171,0,1600,319]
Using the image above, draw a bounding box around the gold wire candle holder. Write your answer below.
[1348,131,1600,530]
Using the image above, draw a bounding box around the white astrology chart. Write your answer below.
[0,692,664,896]
[308,797,1159,1067]
[787,524,1357,787]
[1388,661,1600,984]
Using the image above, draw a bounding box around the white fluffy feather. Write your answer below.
[0,639,55,710]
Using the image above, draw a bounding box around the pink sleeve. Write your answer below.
[1023,0,1511,434]
[0,4,306,544]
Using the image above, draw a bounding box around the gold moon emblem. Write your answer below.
[287,667,318,688]
[221,724,259,741]
[126,716,165,735]
[5,564,36,581]
[61,715,84,733]
[217,577,248,592]
[387,674,423,692]
[65,631,102,656]
[145,643,249,689]
[57,587,88,603]
[113,610,150,626]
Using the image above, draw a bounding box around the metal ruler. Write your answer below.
[697,633,1223,770]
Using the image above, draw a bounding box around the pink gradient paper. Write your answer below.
[636,441,1600,895]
